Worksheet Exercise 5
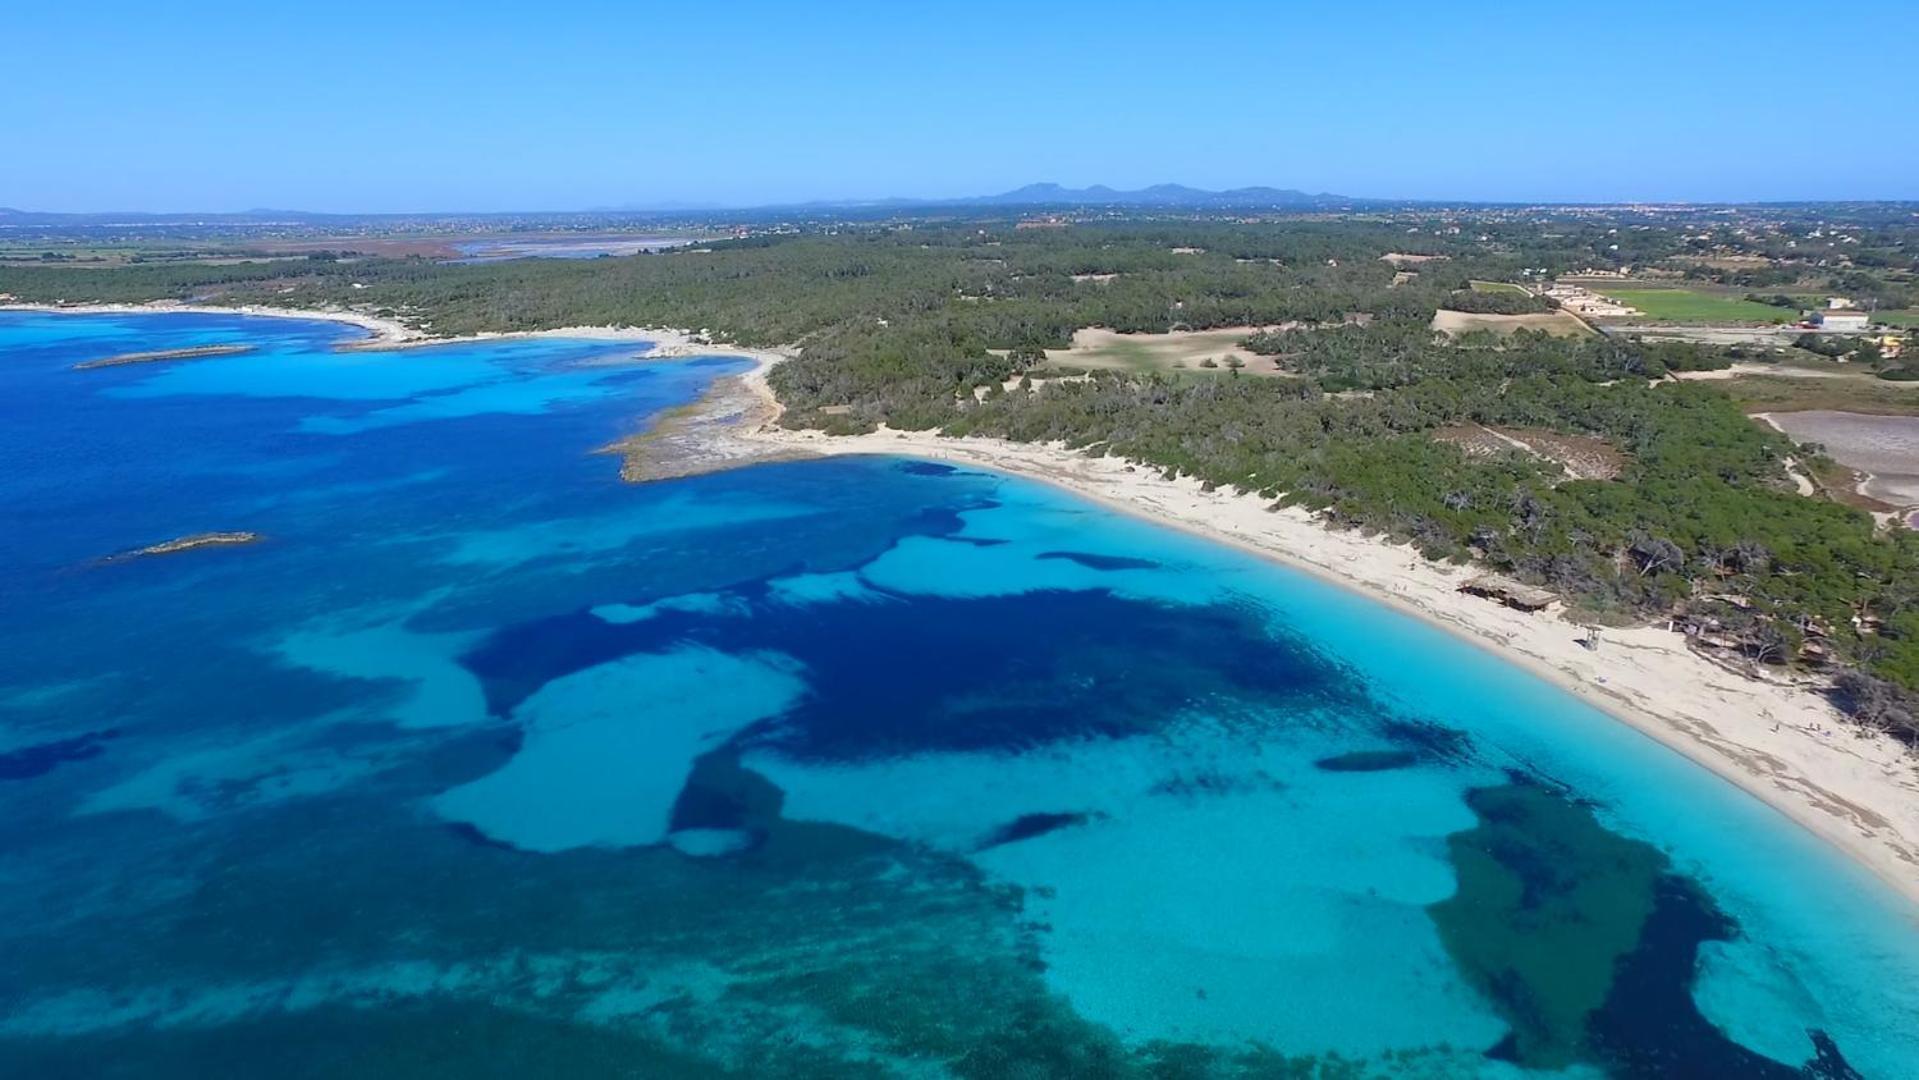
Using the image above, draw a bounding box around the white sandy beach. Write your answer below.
[0,301,723,355]
[15,300,1919,904]
[1,301,425,346]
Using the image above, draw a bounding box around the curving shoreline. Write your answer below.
[721,356,1919,907]
[1,300,736,357]
[2,301,423,345]
[599,343,804,482]
[15,301,1918,906]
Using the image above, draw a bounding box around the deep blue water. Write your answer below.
[3,311,1918,1078]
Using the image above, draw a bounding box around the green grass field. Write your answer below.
[1601,288,1793,324]
[1873,310,1919,328]
[1468,280,1530,296]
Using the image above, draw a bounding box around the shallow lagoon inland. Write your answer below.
[2,311,1918,1078]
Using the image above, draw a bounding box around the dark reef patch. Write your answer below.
[1313,749,1420,772]
[1149,768,1283,800]
[670,750,786,837]
[0,1000,738,1080]
[0,728,118,781]
[975,811,1099,851]
[1379,718,1473,765]
[1805,1031,1867,1080]
[1432,779,1660,1068]
[1432,779,1851,1077]
[1587,876,1842,1078]
[897,461,959,476]
[668,750,901,866]
[443,821,525,854]
[1036,551,1162,572]
[462,585,1376,762]
[892,498,999,542]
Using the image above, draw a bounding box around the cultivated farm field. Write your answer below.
[1597,287,1793,324]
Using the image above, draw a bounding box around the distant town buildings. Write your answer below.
[1543,282,1638,317]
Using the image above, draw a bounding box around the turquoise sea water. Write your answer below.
[2,311,1917,1077]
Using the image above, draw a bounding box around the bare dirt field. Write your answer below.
[1677,362,1864,382]
[1433,423,1626,480]
[1042,326,1293,376]
[1623,326,1809,347]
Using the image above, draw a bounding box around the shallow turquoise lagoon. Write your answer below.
[2,311,1916,1077]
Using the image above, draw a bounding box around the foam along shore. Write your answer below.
[727,365,1919,906]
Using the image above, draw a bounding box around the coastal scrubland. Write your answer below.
[6,210,1919,734]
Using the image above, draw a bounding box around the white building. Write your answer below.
[1813,309,1871,332]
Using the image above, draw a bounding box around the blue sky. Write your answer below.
[11,1,1917,212]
